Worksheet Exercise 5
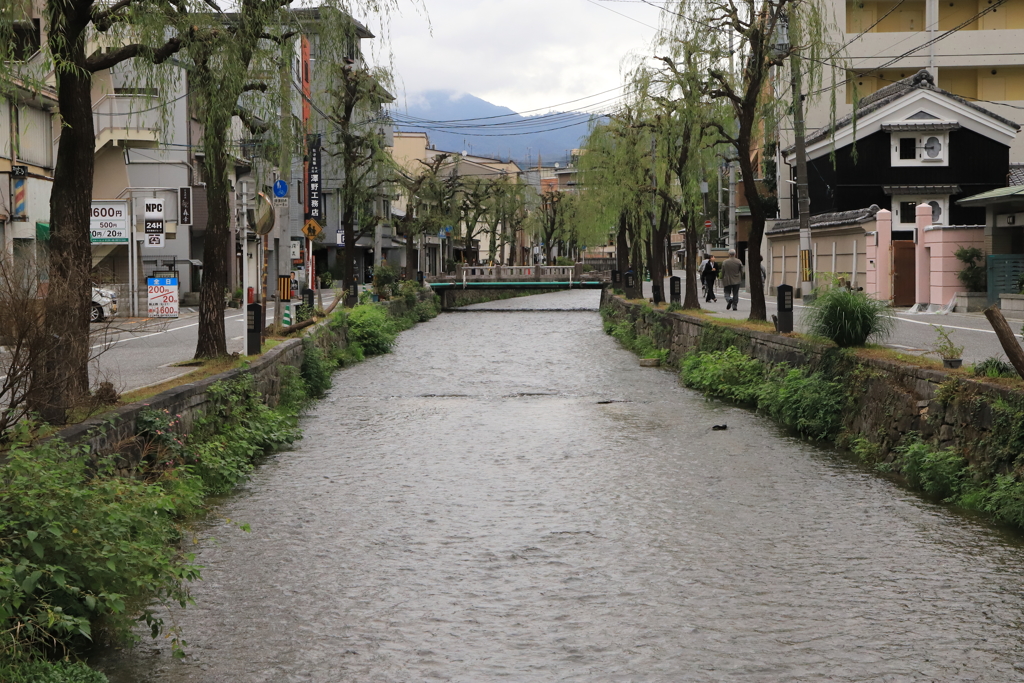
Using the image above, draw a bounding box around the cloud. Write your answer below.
[370,0,662,114]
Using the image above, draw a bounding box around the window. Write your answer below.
[895,195,947,225]
[12,20,40,61]
[891,130,948,166]
[899,200,918,223]
[899,137,916,159]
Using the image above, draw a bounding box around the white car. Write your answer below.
[91,287,117,322]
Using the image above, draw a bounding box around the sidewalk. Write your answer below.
[642,274,1015,366]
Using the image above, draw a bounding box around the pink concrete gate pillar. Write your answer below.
[875,209,892,302]
[915,204,932,306]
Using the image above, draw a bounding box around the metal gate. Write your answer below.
[987,254,1024,306]
[892,241,916,307]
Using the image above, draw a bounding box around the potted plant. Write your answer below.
[931,325,965,369]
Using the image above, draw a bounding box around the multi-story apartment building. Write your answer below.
[780,0,1024,220]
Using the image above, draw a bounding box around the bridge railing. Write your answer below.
[453,264,585,282]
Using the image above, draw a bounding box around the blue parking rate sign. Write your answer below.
[273,180,288,198]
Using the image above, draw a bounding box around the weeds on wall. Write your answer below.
[601,308,670,364]
[679,348,848,440]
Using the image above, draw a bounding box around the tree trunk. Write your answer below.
[194,118,230,358]
[34,51,95,422]
[404,225,416,279]
[616,212,628,275]
[683,213,701,309]
[985,305,1024,378]
[738,138,767,321]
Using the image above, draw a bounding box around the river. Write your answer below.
[96,290,1024,681]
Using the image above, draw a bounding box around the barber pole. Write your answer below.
[13,178,26,218]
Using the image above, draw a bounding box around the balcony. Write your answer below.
[92,94,160,152]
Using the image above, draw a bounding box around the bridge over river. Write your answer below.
[97,289,1024,681]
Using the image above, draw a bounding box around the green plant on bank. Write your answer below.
[974,356,1016,379]
[346,304,399,356]
[601,309,669,364]
[930,325,965,360]
[358,289,373,305]
[954,246,987,293]
[0,659,108,683]
[398,279,422,308]
[295,303,314,324]
[372,263,398,300]
[805,286,895,347]
[679,347,849,440]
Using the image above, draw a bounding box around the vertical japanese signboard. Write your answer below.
[305,134,323,226]
[179,187,192,226]
[147,277,179,318]
[144,198,165,248]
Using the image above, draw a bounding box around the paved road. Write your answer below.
[90,294,335,394]
[645,275,1020,366]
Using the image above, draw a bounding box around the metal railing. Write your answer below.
[92,94,161,138]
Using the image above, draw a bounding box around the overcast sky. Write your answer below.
[362,0,664,116]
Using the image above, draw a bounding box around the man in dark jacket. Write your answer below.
[720,249,744,310]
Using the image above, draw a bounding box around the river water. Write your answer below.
[96,290,1024,682]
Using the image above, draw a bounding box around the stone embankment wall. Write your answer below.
[56,294,429,455]
[601,290,1023,466]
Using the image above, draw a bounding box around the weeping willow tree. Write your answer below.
[187,1,409,357]
[634,21,731,309]
[395,152,458,276]
[575,101,659,290]
[659,0,842,320]
[0,0,189,422]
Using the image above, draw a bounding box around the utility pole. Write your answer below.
[728,153,736,249]
[792,51,813,299]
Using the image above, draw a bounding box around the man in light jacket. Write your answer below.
[720,249,744,311]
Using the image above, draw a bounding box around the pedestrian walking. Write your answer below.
[721,249,744,311]
[701,254,718,302]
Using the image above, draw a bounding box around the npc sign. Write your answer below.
[147,277,179,318]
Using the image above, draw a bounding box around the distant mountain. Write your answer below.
[395,90,596,167]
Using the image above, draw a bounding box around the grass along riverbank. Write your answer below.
[0,295,441,681]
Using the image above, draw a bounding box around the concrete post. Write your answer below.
[916,203,932,306]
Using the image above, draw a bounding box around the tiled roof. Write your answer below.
[767,205,881,234]
[1010,163,1024,187]
[791,70,1020,151]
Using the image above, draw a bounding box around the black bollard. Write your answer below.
[611,269,621,286]
[776,284,794,333]
[652,284,663,304]
[669,276,681,305]
[246,302,262,355]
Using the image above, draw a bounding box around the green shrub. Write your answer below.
[0,660,108,683]
[372,264,398,300]
[347,304,398,356]
[757,367,847,440]
[300,341,335,399]
[277,364,310,413]
[295,303,314,323]
[954,246,987,293]
[555,256,575,266]
[0,434,203,660]
[893,437,967,500]
[318,270,333,289]
[398,279,422,308]
[971,474,1024,528]
[413,298,439,322]
[358,289,373,305]
[974,356,1016,379]
[805,286,895,347]
[679,347,764,404]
